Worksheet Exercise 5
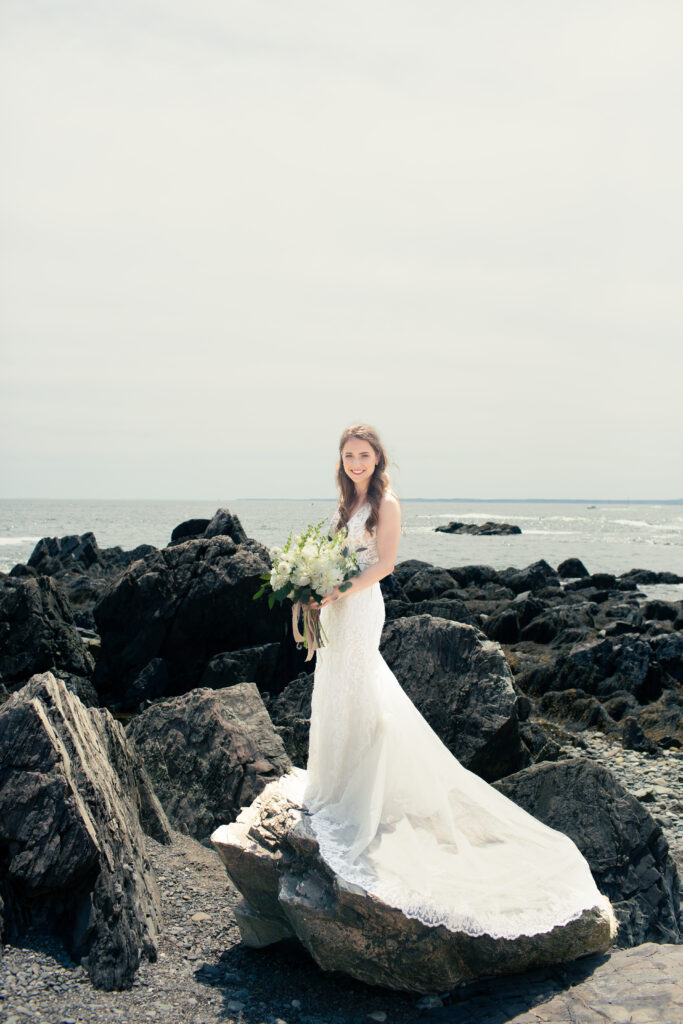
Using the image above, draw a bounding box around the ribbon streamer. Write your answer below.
[292,601,320,661]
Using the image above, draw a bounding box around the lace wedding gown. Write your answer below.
[279,502,618,940]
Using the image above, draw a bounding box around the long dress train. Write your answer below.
[279,502,618,940]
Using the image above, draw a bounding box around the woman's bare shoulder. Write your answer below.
[379,489,401,515]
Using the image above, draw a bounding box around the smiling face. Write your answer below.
[341,436,379,491]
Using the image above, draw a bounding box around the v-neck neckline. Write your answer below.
[348,500,370,521]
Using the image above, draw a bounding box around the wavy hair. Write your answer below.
[335,423,392,534]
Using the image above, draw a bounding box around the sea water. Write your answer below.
[1,498,682,602]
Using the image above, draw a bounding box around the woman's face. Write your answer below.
[341,436,379,489]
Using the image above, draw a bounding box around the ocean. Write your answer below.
[1,498,682,603]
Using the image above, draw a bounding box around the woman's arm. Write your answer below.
[316,492,401,607]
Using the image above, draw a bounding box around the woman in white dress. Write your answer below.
[289,422,618,942]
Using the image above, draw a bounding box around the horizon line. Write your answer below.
[1,496,682,505]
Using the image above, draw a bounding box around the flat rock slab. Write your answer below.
[211,778,614,993]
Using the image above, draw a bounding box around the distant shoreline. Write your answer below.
[2,497,682,505]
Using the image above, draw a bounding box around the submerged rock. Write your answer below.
[435,521,522,535]
[211,779,614,993]
[0,673,168,989]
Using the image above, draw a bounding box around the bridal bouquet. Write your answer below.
[254,519,363,660]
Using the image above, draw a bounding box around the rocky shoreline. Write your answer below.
[2,727,681,1024]
[1,507,682,1020]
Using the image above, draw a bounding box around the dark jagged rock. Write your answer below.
[380,615,529,782]
[0,575,94,688]
[447,564,501,588]
[211,778,614,992]
[498,559,559,595]
[404,598,477,626]
[200,643,281,689]
[519,613,562,644]
[127,684,291,842]
[535,689,616,733]
[565,573,620,594]
[168,508,248,547]
[602,691,639,722]
[0,673,169,989]
[263,673,314,767]
[483,607,521,643]
[92,532,291,709]
[643,600,678,622]
[519,635,664,704]
[390,559,433,587]
[203,508,248,543]
[169,518,211,543]
[401,567,459,601]
[621,715,659,753]
[435,521,522,535]
[620,568,683,585]
[493,758,681,947]
[557,558,590,578]
[518,721,564,764]
[25,531,156,581]
[637,688,683,747]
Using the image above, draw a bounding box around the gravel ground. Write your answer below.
[2,728,682,1024]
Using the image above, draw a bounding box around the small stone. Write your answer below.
[368,1013,387,1022]
[290,999,302,1009]
[226,1000,246,1012]
[190,911,211,922]
[417,994,443,1009]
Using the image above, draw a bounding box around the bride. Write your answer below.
[281,422,618,941]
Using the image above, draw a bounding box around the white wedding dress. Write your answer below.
[279,502,618,940]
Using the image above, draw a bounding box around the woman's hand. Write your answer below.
[319,587,342,607]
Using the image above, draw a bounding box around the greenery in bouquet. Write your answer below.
[253,519,363,659]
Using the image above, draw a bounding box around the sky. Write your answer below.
[1,1,682,501]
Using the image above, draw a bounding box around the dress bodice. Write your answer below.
[333,502,378,570]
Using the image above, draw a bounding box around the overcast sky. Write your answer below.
[1,1,681,500]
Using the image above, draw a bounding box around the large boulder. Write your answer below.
[127,684,291,842]
[493,758,681,947]
[92,531,292,708]
[211,778,614,992]
[498,559,560,595]
[380,616,529,781]
[0,575,94,688]
[0,673,169,989]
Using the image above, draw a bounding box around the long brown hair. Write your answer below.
[335,423,392,534]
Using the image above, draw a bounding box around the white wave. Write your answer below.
[614,519,651,527]
[0,536,41,546]
[522,530,580,536]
